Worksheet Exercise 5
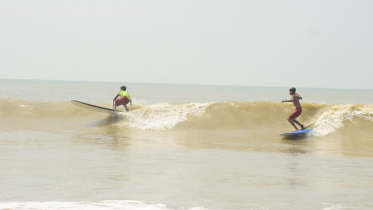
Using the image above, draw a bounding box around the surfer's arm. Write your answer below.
[295,93,302,100]
[113,94,119,101]
[282,99,293,103]
[130,99,132,105]
[282,96,294,103]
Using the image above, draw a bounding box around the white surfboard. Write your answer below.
[71,100,123,114]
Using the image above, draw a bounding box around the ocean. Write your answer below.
[0,79,372,210]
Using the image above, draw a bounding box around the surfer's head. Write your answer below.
[120,86,127,91]
[289,87,296,95]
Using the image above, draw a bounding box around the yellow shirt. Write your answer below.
[118,90,131,100]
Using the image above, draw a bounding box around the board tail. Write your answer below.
[71,100,123,114]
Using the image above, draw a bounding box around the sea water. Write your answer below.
[0,79,373,210]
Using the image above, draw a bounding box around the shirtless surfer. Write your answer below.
[113,86,132,112]
[282,87,305,131]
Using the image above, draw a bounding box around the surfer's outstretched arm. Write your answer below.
[295,93,302,100]
[282,95,295,103]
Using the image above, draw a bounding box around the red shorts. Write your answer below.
[115,96,129,106]
[289,107,302,120]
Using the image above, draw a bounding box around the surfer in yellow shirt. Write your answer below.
[113,86,132,112]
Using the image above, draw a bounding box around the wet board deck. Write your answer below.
[71,100,123,114]
[280,128,313,136]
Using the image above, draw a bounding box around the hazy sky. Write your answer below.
[1,0,372,89]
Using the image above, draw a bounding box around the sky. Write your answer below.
[1,0,372,89]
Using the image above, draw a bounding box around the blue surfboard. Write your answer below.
[280,128,313,136]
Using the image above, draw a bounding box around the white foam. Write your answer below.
[19,104,31,108]
[311,104,373,136]
[321,202,346,210]
[0,200,210,210]
[118,103,211,131]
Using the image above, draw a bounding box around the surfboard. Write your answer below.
[279,128,313,136]
[71,100,123,114]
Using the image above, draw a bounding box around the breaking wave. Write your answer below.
[1,99,372,136]
[119,103,211,131]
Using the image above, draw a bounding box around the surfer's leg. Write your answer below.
[125,105,129,112]
[288,118,299,131]
[293,120,305,130]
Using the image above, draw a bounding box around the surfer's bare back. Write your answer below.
[282,87,305,131]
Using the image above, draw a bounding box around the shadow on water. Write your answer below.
[280,139,309,188]
[280,134,309,141]
[280,135,310,153]
[87,113,125,127]
[103,125,131,151]
[73,113,132,151]
[74,127,130,150]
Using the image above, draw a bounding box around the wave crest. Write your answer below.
[118,103,211,131]
[1,99,372,136]
[312,104,373,136]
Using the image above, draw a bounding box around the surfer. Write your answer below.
[113,86,132,112]
[282,87,305,131]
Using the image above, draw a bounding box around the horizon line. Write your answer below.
[1,77,372,91]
